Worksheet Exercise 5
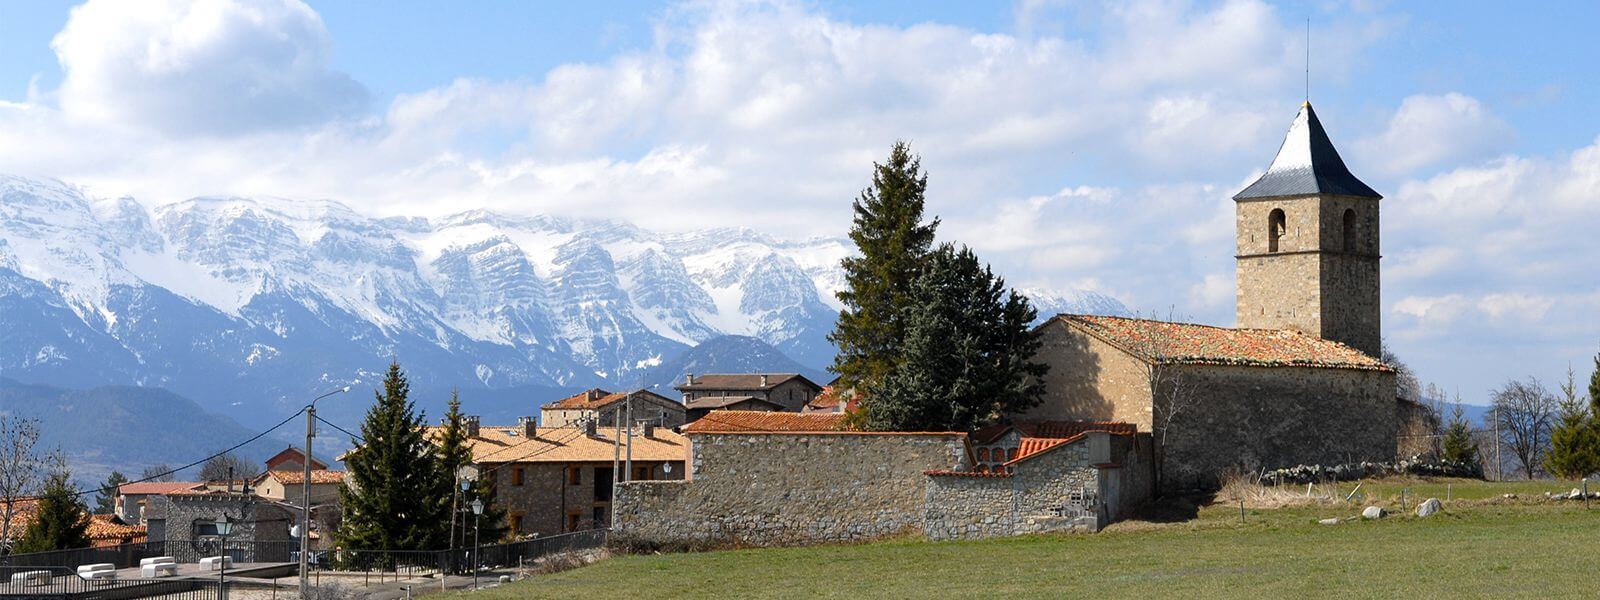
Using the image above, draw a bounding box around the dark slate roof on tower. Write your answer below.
[1233,102,1382,200]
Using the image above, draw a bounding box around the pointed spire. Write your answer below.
[1233,102,1381,200]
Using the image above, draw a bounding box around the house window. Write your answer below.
[1342,208,1357,252]
[567,513,580,532]
[567,467,581,486]
[1007,447,1018,461]
[633,465,652,481]
[1268,209,1286,253]
[592,507,606,528]
[512,467,524,487]
[977,448,990,462]
[509,513,523,534]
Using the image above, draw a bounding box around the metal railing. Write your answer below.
[0,566,215,599]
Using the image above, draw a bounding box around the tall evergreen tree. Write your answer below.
[336,363,451,551]
[1441,403,1481,471]
[14,471,90,553]
[830,141,940,390]
[1589,350,1600,415]
[861,244,1047,432]
[1547,365,1600,479]
[93,471,127,515]
[436,391,507,545]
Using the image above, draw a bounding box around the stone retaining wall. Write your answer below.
[613,432,968,547]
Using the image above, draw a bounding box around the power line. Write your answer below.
[5,407,307,505]
[314,414,363,444]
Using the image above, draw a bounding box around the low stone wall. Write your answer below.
[924,432,1153,541]
[613,432,968,547]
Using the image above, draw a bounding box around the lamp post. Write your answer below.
[215,516,234,600]
[470,499,484,590]
[300,386,349,599]
[452,465,477,576]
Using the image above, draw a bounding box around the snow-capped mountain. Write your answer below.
[0,174,1127,421]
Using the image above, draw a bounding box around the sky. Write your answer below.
[0,0,1596,404]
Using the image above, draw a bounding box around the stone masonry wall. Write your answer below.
[1019,319,1154,431]
[613,432,968,547]
[1162,364,1396,489]
[925,438,1110,541]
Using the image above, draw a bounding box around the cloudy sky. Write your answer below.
[0,0,1596,403]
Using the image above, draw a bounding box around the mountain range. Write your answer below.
[0,174,1128,425]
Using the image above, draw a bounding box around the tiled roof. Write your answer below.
[676,374,819,391]
[683,411,854,434]
[425,425,688,464]
[265,446,327,470]
[1054,314,1391,371]
[684,396,782,411]
[970,420,1135,444]
[87,514,146,541]
[543,389,677,411]
[806,386,842,409]
[259,470,346,485]
[118,482,205,496]
[1015,437,1069,460]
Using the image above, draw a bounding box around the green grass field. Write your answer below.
[463,478,1600,599]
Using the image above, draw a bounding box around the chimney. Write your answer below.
[685,373,694,385]
[465,415,480,438]
[584,419,598,437]
[587,389,603,401]
[519,416,537,438]
[643,422,656,438]
[760,374,769,387]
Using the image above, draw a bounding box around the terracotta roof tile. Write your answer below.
[683,411,854,433]
[543,389,677,411]
[118,482,205,495]
[426,425,687,464]
[87,514,146,541]
[261,470,346,485]
[971,420,1136,444]
[1055,314,1391,371]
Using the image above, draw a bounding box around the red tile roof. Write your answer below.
[971,420,1136,444]
[87,514,146,541]
[1054,314,1391,371]
[118,482,205,496]
[684,411,855,434]
[806,386,842,409]
[543,389,676,411]
[259,470,346,485]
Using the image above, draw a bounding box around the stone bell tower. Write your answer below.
[1234,102,1382,357]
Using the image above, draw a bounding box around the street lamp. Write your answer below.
[215,516,234,600]
[451,465,478,576]
[300,386,349,599]
[470,499,484,590]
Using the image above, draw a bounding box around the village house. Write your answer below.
[0,500,150,550]
[116,481,204,524]
[250,469,346,506]
[428,416,687,539]
[541,388,686,429]
[263,446,327,473]
[146,490,295,562]
[676,373,824,414]
[1016,102,1399,489]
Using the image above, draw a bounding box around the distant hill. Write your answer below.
[0,378,269,485]
[637,335,831,393]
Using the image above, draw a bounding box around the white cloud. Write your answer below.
[50,0,366,135]
[1357,93,1513,175]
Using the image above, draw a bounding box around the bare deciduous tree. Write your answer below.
[1126,310,1202,491]
[1491,377,1558,479]
[139,464,176,482]
[0,416,62,553]
[198,452,260,483]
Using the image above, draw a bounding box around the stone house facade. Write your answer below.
[429,418,687,540]
[149,491,294,562]
[676,373,824,413]
[540,388,686,429]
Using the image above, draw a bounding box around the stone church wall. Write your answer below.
[612,432,969,547]
[1161,364,1396,489]
[1017,319,1154,430]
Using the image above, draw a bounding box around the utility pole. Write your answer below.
[625,391,634,485]
[1493,404,1502,481]
[300,387,348,600]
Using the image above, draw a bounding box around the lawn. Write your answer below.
[463,479,1600,599]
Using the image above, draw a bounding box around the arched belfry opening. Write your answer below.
[1268,209,1286,253]
[1342,209,1357,252]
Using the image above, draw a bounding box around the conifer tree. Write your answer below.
[830,141,940,390]
[436,391,507,545]
[336,363,451,551]
[14,471,90,553]
[1547,365,1600,479]
[1589,350,1600,415]
[1441,403,1481,472]
[93,471,127,515]
[862,244,1046,431]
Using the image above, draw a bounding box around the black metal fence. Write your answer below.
[0,566,215,599]
[2,542,169,572]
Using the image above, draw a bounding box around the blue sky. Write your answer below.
[0,0,1596,403]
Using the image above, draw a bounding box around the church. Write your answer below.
[1018,102,1400,489]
